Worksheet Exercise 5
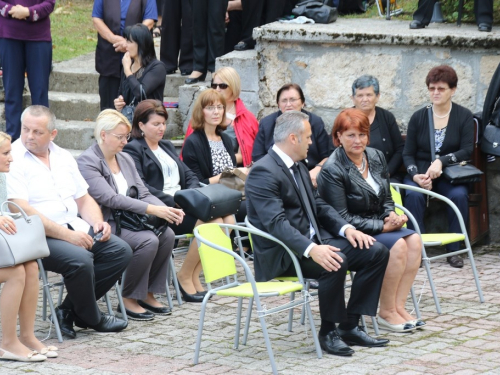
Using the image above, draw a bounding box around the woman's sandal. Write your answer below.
[152,26,162,38]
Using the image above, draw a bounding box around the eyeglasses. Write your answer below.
[211,82,229,90]
[109,133,131,142]
[427,86,449,93]
[204,105,225,112]
[279,97,301,105]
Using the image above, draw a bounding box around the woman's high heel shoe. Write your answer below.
[178,280,204,303]
[185,72,207,85]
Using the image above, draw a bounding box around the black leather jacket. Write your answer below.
[317,147,394,235]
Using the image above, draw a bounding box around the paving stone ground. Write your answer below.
[1,245,500,375]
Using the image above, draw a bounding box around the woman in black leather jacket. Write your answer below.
[317,108,423,333]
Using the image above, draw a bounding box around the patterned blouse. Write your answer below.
[209,140,234,176]
[435,127,447,154]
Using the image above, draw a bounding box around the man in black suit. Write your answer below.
[246,111,390,356]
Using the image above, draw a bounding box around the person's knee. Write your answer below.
[390,238,408,260]
[23,260,39,280]
[406,234,422,257]
[370,241,390,262]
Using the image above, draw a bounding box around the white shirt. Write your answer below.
[6,140,91,233]
[365,170,380,195]
[151,147,181,196]
[113,171,129,196]
[272,145,353,257]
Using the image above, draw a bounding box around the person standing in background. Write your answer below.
[92,0,157,111]
[0,0,55,141]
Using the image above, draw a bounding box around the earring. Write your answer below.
[141,131,144,137]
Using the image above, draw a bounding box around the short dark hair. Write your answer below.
[124,23,156,67]
[190,89,227,134]
[276,83,305,106]
[425,65,458,89]
[352,75,380,96]
[131,99,168,139]
[332,108,370,147]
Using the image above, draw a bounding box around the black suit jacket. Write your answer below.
[246,148,349,281]
[123,138,199,207]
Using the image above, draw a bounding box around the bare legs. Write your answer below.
[177,215,236,294]
[1,261,49,356]
[378,234,422,324]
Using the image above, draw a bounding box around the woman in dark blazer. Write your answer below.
[351,75,404,181]
[403,65,474,269]
[251,83,333,188]
[317,108,423,333]
[78,109,182,321]
[123,99,235,303]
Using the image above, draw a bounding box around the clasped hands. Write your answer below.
[9,5,30,20]
[413,159,443,190]
[382,211,407,233]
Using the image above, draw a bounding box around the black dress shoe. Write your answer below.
[138,300,172,315]
[409,20,426,29]
[478,23,492,32]
[180,70,192,76]
[337,326,389,347]
[234,41,254,51]
[53,307,76,339]
[185,73,207,85]
[74,313,128,332]
[178,281,204,303]
[308,280,319,289]
[318,330,354,356]
[195,290,207,297]
[165,69,177,75]
[117,304,155,321]
[447,255,464,268]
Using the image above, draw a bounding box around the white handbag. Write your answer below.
[0,201,50,268]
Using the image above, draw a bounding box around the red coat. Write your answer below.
[181,98,258,166]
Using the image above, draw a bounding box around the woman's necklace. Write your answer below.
[355,154,366,174]
[432,102,452,119]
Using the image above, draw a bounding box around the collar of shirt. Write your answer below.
[272,144,295,170]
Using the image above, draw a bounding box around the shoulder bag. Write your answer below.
[427,106,483,185]
[292,0,338,24]
[0,201,50,268]
[112,186,168,237]
[481,96,500,156]
[121,84,146,124]
[174,184,242,222]
[218,166,248,200]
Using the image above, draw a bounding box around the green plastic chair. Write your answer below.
[391,182,484,313]
[193,223,322,375]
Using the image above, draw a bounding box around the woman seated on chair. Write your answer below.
[77,110,179,321]
[403,65,474,269]
[0,131,55,362]
[123,99,235,303]
[317,108,424,333]
[351,74,404,181]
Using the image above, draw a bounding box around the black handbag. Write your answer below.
[112,186,168,236]
[481,123,500,156]
[174,184,242,222]
[121,85,146,124]
[427,106,483,185]
[292,0,338,24]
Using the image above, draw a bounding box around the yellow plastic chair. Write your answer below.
[391,183,484,313]
[193,223,322,375]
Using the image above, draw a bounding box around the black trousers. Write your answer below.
[283,236,389,323]
[160,0,193,72]
[42,234,132,325]
[413,0,493,26]
[98,75,121,111]
[191,0,229,73]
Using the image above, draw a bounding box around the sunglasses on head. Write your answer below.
[211,82,229,90]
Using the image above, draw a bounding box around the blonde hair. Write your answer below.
[212,67,241,101]
[94,109,131,144]
[0,131,11,147]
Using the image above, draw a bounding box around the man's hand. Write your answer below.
[112,37,127,53]
[93,222,112,242]
[344,227,375,249]
[9,5,30,20]
[67,231,94,250]
[309,244,343,272]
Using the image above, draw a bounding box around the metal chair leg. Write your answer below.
[37,260,63,343]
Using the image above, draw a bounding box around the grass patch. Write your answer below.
[51,0,96,62]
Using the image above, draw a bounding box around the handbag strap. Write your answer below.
[0,201,30,222]
[427,105,437,161]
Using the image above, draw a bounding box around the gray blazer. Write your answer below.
[77,143,164,224]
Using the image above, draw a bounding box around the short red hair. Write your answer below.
[332,108,370,147]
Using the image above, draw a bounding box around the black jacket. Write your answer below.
[317,147,393,235]
[403,103,474,177]
[118,59,167,106]
[123,138,199,207]
[181,130,237,185]
[251,109,333,169]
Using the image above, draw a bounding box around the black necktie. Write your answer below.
[291,163,323,244]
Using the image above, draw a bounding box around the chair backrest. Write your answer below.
[196,223,237,283]
[390,185,405,217]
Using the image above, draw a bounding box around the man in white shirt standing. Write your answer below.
[6,105,133,339]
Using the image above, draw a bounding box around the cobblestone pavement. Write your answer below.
[1,245,500,375]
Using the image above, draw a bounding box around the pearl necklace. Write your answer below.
[432,103,452,119]
[355,155,366,174]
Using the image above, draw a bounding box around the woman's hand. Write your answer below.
[122,52,133,77]
[0,216,16,235]
[114,95,126,111]
[426,159,443,180]
[413,174,432,190]
[383,212,407,233]
[149,205,185,225]
[309,165,322,188]
[9,5,29,19]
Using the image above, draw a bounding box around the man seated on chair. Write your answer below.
[245,111,391,356]
[6,105,133,339]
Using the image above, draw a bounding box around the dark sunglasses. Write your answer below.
[211,82,229,90]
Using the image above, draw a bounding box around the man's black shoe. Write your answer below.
[409,20,426,29]
[74,313,128,332]
[337,326,389,347]
[478,23,492,32]
[53,307,76,339]
[447,255,464,268]
[318,330,354,356]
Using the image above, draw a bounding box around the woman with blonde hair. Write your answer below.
[77,110,180,320]
[0,131,55,362]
